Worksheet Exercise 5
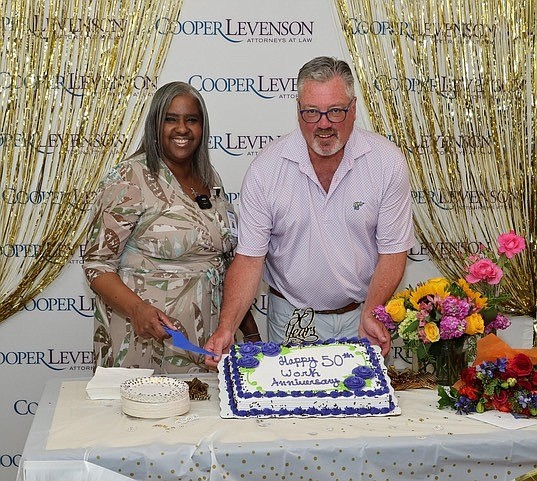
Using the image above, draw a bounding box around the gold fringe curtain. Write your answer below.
[334,0,536,318]
[0,0,184,323]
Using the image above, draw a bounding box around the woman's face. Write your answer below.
[160,94,203,168]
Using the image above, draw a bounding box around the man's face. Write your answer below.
[297,76,356,159]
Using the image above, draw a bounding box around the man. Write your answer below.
[205,56,414,367]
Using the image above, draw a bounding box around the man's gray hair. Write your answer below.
[297,56,355,100]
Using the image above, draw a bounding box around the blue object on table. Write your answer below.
[163,327,216,357]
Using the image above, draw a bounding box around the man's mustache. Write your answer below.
[314,129,336,135]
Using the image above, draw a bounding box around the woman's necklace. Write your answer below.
[170,165,213,210]
[189,187,212,210]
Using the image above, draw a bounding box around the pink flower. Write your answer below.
[465,258,503,285]
[498,231,526,259]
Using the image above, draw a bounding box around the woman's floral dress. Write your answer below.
[83,154,237,373]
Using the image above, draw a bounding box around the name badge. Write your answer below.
[227,210,238,237]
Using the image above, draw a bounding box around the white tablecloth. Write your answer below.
[17,375,537,481]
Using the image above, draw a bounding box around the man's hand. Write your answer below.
[359,314,391,357]
[204,326,235,370]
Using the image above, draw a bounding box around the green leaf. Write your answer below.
[416,342,431,361]
[400,318,418,335]
[437,385,459,410]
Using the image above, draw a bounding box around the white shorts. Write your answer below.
[267,292,362,344]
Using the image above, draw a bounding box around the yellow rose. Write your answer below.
[423,322,440,342]
[385,298,406,322]
[465,313,485,335]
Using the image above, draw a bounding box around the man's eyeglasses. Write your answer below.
[298,99,355,123]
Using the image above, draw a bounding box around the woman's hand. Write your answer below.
[90,272,174,341]
[129,301,175,340]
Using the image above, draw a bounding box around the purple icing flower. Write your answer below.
[238,343,261,356]
[352,366,374,379]
[237,355,259,368]
[261,342,281,356]
[344,375,366,391]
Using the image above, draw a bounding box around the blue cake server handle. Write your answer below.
[163,327,216,357]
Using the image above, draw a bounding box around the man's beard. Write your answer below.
[311,130,344,157]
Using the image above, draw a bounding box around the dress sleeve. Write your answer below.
[83,162,144,284]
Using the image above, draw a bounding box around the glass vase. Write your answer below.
[434,338,468,386]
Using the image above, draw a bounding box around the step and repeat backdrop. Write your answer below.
[3,1,530,480]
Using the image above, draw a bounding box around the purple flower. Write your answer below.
[484,313,511,333]
[476,360,497,378]
[439,315,467,339]
[373,305,396,331]
[518,392,532,408]
[442,296,470,318]
[495,357,508,372]
[454,396,476,414]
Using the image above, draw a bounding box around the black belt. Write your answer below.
[269,286,362,315]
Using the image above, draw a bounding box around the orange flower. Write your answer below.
[456,278,487,310]
[458,385,480,401]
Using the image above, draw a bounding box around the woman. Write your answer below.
[83,82,259,374]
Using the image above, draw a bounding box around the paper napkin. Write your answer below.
[468,411,537,430]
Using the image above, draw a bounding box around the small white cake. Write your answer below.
[218,337,400,418]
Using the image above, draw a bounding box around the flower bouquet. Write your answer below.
[374,231,526,385]
[438,353,537,416]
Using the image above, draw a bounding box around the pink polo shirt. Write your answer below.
[237,127,415,311]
